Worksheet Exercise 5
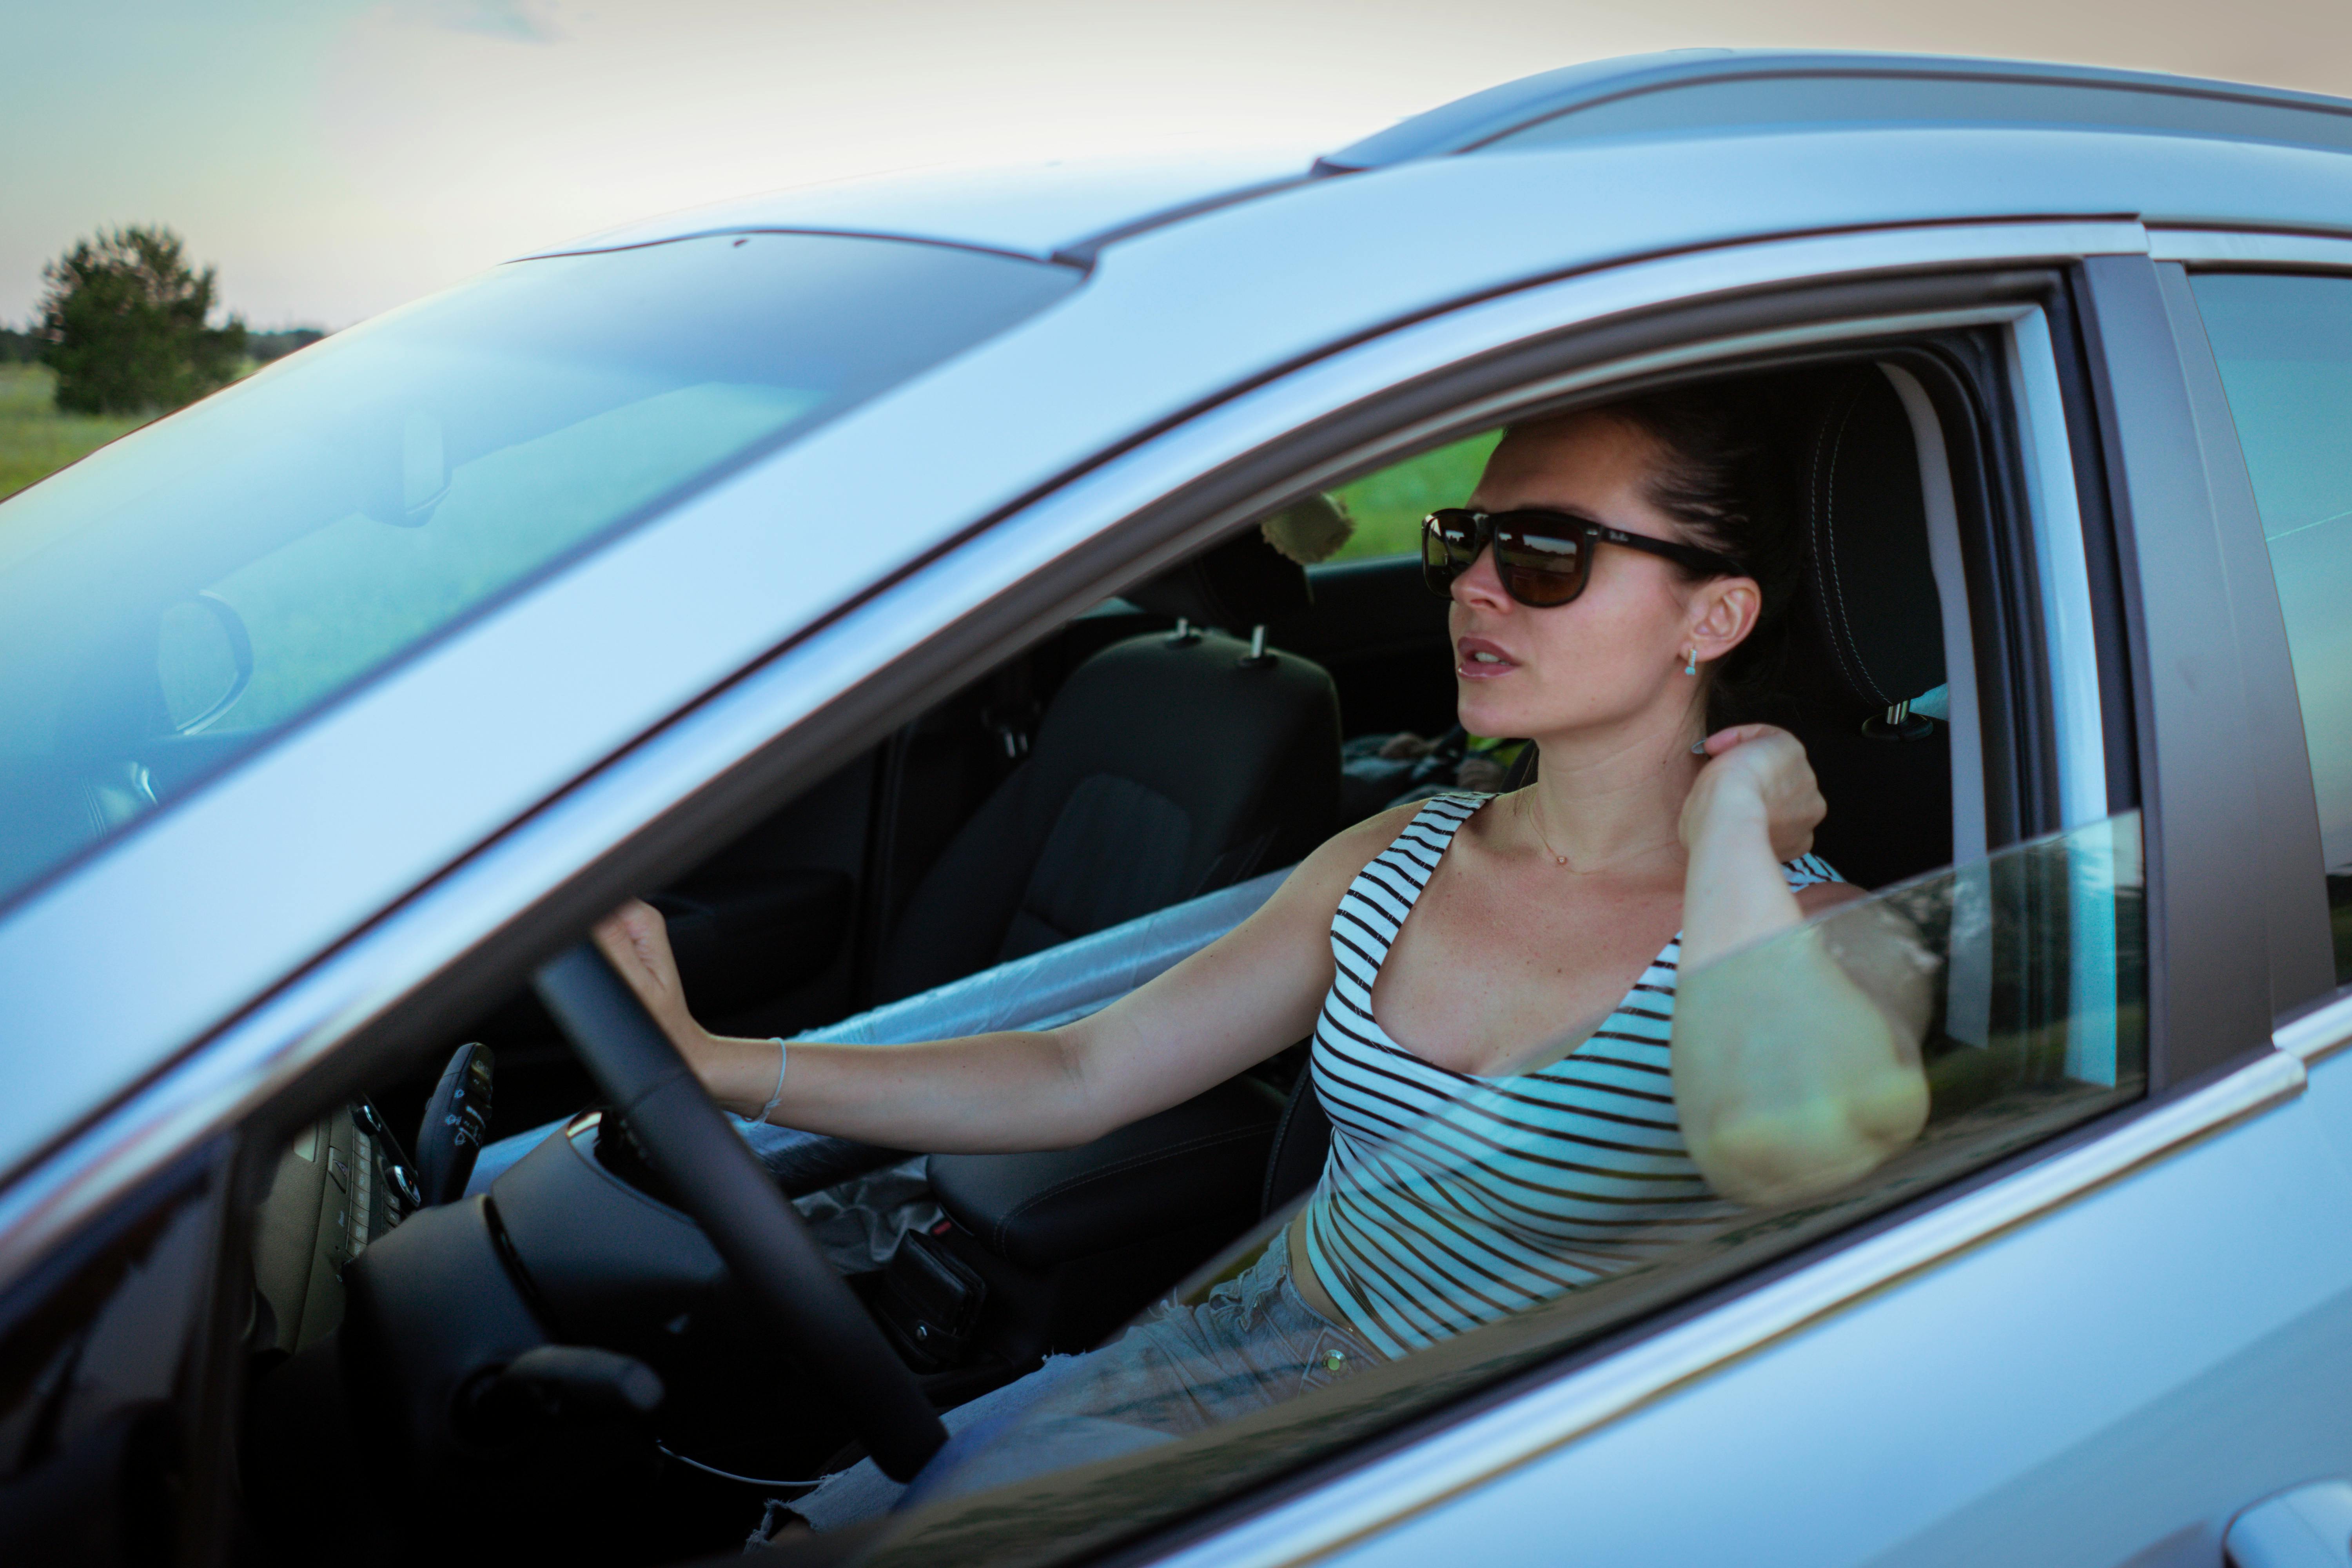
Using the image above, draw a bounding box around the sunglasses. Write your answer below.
[1421,507,1743,608]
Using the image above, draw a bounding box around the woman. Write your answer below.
[595,388,1931,1522]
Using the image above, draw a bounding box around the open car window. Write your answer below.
[864,813,2147,1566]
[1323,430,1501,561]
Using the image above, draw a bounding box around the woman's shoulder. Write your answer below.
[1333,791,1489,862]
[1307,799,1429,878]
[1274,793,1488,912]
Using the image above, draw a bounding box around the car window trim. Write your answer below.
[2149,228,2352,270]
[2276,987,2352,1064]
[0,221,2138,1304]
[2006,305,2111,830]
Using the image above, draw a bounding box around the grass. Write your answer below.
[1326,427,1503,561]
[0,364,151,500]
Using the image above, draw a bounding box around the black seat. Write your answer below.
[875,530,1343,1001]
[1260,1061,1331,1218]
[1783,365,1955,890]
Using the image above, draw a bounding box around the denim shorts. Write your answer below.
[792,1240,1372,1531]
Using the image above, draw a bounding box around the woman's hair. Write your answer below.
[1586,383,1800,728]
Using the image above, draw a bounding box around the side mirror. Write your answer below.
[155,591,253,733]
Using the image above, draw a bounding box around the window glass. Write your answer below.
[0,233,1078,913]
[1325,429,1501,561]
[2190,272,2352,981]
[0,1159,217,1524]
[864,816,2148,1566]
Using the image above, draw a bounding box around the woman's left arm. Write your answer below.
[1671,726,1931,1206]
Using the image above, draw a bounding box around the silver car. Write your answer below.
[5,47,2352,1568]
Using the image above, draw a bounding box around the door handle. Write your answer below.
[2230,1481,2352,1568]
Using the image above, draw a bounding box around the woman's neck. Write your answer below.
[1514,702,1702,875]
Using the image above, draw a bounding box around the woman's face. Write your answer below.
[1450,410,1755,746]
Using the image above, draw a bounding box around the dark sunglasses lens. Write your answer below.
[1494,522,1586,607]
[1422,513,1477,595]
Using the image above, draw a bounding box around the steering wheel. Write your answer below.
[533,942,948,1482]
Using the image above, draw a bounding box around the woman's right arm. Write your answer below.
[592,806,1415,1154]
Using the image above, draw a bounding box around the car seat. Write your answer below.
[1780,364,1957,891]
[874,530,1343,1001]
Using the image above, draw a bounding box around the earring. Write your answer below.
[1682,649,1698,676]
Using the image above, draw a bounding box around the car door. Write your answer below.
[1096,253,2352,1568]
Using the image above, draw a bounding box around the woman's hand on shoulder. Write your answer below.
[1682,724,1826,863]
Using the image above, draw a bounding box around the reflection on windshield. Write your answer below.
[0,233,1078,913]
[869,815,2145,1568]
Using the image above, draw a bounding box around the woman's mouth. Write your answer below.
[1456,637,1518,679]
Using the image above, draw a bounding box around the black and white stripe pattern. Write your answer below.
[1300,792,1840,1359]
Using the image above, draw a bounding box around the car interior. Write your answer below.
[223,350,1993,1565]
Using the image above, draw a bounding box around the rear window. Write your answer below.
[2188,270,2352,982]
[0,232,1078,912]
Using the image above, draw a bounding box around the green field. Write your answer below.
[1327,427,1502,561]
[0,365,150,499]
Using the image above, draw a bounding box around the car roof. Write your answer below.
[1317,49,2352,170]
[529,151,1312,265]
[530,51,2352,269]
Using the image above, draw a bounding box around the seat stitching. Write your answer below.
[1818,388,1888,708]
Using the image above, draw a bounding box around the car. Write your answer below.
[6,44,2352,1568]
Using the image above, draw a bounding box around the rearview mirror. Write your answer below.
[156,591,253,733]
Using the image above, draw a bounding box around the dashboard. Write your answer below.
[249,1103,418,1355]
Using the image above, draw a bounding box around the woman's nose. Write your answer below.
[1452,544,1513,611]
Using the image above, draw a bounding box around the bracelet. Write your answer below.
[751,1038,788,1123]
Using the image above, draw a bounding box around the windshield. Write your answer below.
[865,815,2147,1566]
[0,232,1077,913]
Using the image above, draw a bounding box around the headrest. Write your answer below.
[1800,367,1945,713]
[1126,526,1312,631]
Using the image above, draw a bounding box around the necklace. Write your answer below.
[1522,789,1570,867]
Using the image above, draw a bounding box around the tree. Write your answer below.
[37,225,247,414]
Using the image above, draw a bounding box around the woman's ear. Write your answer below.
[1689,577,1762,664]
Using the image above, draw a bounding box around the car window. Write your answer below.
[2189,272,2352,983]
[0,1154,220,1529]
[862,815,2147,1567]
[0,233,1078,914]
[1325,429,1501,561]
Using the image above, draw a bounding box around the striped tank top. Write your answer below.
[1299,791,1840,1359]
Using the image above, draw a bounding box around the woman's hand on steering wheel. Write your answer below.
[593,900,702,1051]
[1681,724,1827,864]
[593,902,799,1121]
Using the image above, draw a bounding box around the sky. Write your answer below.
[9,0,2352,330]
